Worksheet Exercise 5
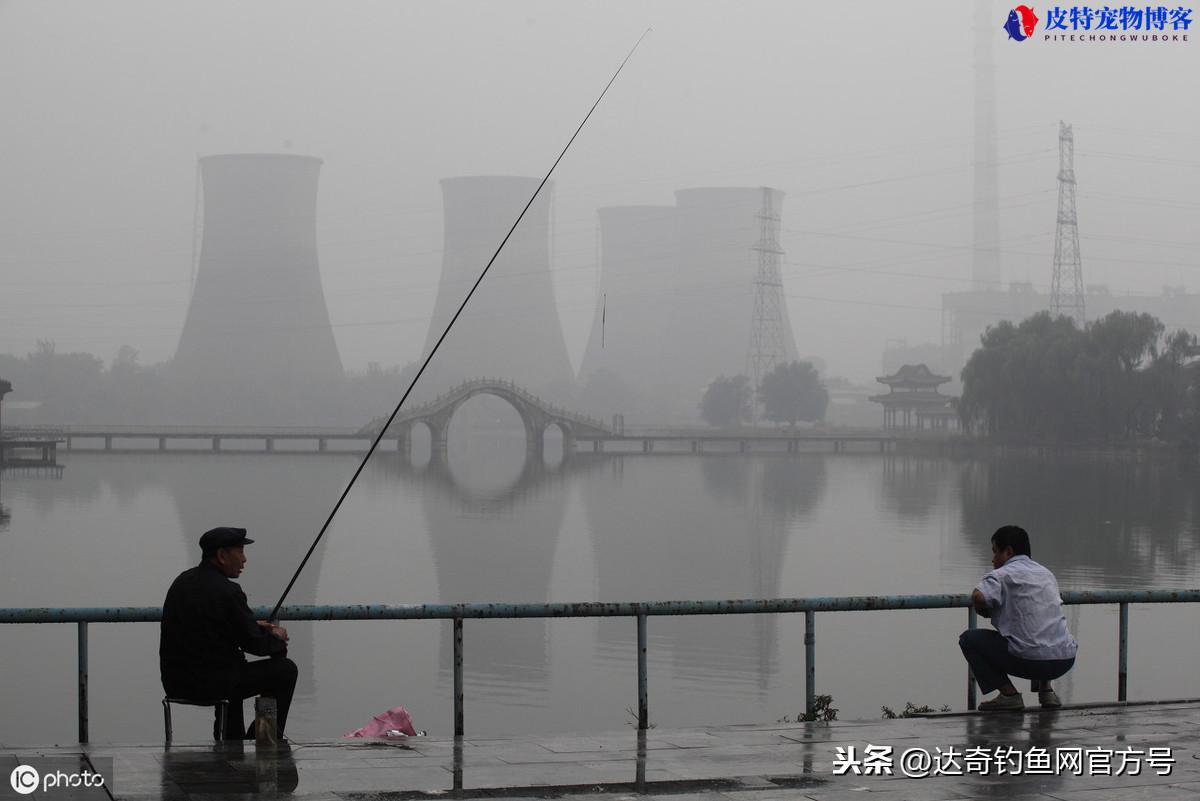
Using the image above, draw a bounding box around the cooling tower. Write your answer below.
[577,206,678,406]
[671,187,799,404]
[422,176,575,400]
[173,154,343,387]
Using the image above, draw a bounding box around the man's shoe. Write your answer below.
[1038,689,1062,709]
[978,693,1024,711]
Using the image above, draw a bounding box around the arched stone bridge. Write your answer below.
[361,378,611,459]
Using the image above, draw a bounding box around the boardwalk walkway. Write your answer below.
[4,701,1199,799]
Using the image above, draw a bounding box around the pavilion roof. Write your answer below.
[875,363,951,387]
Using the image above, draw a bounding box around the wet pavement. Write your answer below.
[4,701,1200,799]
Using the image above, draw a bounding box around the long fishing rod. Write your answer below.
[267,30,650,623]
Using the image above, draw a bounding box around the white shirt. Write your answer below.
[976,555,1078,660]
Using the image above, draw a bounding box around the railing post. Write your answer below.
[804,610,815,719]
[453,617,464,736]
[77,621,89,743]
[1118,602,1129,702]
[637,612,648,730]
[967,607,977,710]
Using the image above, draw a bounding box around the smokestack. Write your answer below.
[973,2,1002,291]
[423,176,575,400]
[173,154,343,387]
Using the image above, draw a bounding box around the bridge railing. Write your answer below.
[56,425,366,436]
[3,589,1198,743]
[1,426,67,440]
[387,378,610,433]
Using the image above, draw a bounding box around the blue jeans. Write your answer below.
[959,629,1075,695]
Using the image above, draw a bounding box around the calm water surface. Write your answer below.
[2,436,1199,745]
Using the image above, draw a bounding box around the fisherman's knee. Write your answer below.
[276,657,298,683]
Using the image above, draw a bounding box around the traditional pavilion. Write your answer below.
[869,364,959,431]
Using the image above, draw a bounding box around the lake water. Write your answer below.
[2,428,1199,745]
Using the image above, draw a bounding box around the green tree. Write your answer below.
[758,361,828,426]
[960,310,1199,443]
[699,374,752,427]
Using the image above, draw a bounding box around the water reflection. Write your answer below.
[8,446,1200,741]
[159,742,298,796]
[379,441,577,689]
[880,455,954,520]
[584,455,827,688]
[960,711,1066,798]
[0,473,9,531]
[957,454,1200,586]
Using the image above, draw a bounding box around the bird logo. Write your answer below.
[1003,5,1040,41]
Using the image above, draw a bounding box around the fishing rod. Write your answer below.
[267,30,651,623]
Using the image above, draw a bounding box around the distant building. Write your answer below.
[870,364,958,431]
[881,339,960,393]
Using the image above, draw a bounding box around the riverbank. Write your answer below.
[5,701,1199,799]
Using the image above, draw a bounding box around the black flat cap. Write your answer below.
[199,526,255,553]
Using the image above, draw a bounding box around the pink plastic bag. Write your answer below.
[344,706,419,738]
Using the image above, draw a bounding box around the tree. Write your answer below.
[758,361,829,426]
[699,374,752,427]
[959,310,1200,443]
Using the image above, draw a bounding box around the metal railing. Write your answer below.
[2,589,1198,743]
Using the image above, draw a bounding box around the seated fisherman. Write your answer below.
[959,525,1077,711]
[160,527,298,740]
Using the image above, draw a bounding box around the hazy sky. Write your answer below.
[2,0,1197,383]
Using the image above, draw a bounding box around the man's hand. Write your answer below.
[971,589,992,618]
[257,620,290,641]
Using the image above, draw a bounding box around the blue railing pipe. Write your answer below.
[637,613,648,730]
[3,588,1198,742]
[804,610,815,719]
[453,617,464,737]
[1118,602,1129,702]
[77,621,88,743]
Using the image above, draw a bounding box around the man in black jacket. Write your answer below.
[160,527,298,740]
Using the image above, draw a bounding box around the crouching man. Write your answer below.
[160,527,298,740]
[959,525,1077,711]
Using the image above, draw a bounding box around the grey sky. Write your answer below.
[1,0,1196,383]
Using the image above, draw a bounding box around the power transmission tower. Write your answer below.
[746,187,787,424]
[1050,121,1085,327]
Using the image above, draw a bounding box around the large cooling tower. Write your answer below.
[173,154,343,387]
[422,176,574,400]
[671,187,799,403]
[578,206,678,398]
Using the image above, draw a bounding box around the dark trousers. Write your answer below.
[165,658,298,741]
[959,629,1074,695]
[217,657,298,740]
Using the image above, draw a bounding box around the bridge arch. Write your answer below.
[377,378,608,466]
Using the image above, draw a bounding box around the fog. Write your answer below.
[1,0,1196,391]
